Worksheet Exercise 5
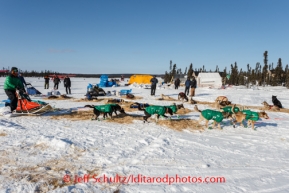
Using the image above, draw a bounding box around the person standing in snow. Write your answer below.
[190,76,197,97]
[184,77,191,95]
[174,78,180,89]
[44,75,50,89]
[63,75,71,94]
[150,75,158,96]
[3,67,25,113]
[53,75,61,89]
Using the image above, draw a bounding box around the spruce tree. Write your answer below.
[246,64,251,88]
[215,65,219,72]
[170,64,177,82]
[164,71,170,83]
[238,69,245,85]
[276,58,283,85]
[262,51,269,86]
[285,65,289,88]
[234,62,239,85]
[187,63,193,78]
[229,62,239,85]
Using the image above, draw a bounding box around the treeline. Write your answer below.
[0,70,61,77]
[164,51,289,88]
[0,69,161,79]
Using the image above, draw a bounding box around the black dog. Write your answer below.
[272,95,282,108]
[136,103,173,122]
[84,104,125,120]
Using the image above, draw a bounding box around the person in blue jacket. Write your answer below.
[184,77,191,95]
[19,73,27,92]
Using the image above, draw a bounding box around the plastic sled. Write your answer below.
[26,83,42,95]
[14,90,53,115]
[120,89,132,95]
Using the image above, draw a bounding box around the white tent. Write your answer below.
[197,73,222,88]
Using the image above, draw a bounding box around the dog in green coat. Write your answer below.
[231,104,269,129]
[85,104,125,120]
[136,103,173,122]
[194,105,227,129]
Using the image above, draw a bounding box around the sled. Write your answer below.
[14,90,53,115]
[26,83,42,95]
[120,89,132,95]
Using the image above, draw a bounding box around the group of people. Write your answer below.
[44,75,71,94]
[184,77,197,97]
[150,75,197,97]
[175,76,197,97]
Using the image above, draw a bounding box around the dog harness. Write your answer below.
[221,106,239,113]
[108,103,117,107]
[94,104,113,113]
[165,105,177,113]
[201,109,224,123]
[241,110,259,121]
[145,106,166,116]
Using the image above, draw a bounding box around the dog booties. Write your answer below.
[201,109,224,123]
[221,106,239,113]
[165,105,177,113]
[241,110,259,121]
[94,104,113,113]
[145,106,166,116]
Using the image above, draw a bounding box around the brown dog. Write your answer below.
[215,96,231,109]
[178,92,189,102]
[215,96,228,103]
[261,101,280,111]
[231,105,269,129]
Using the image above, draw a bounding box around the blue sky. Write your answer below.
[0,0,289,74]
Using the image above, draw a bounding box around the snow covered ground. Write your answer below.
[1,77,289,193]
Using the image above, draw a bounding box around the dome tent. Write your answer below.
[128,74,153,85]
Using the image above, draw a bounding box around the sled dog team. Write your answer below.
[194,95,277,130]
[84,93,282,130]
